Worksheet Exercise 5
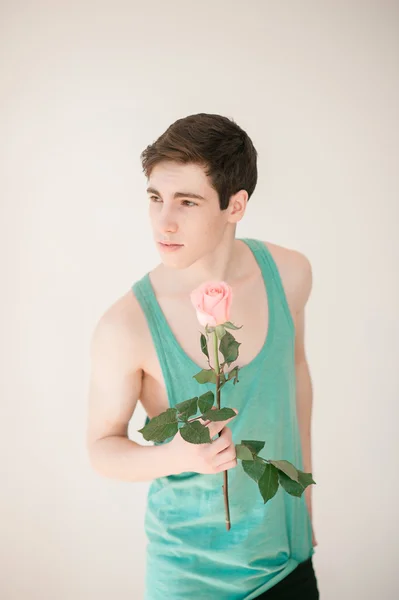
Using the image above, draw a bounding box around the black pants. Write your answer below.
[255,557,319,599]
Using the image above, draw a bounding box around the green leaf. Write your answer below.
[193,368,217,384]
[268,459,299,482]
[137,408,179,442]
[179,421,211,444]
[258,463,279,503]
[198,391,214,413]
[278,471,304,497]
[236,444,254,461]
[224,321,243,330]
[227,366,240,385]
[200,333,209,359]
[215,325,226,340]
[298,470,316,486]
[219,330,241,365]
[175,397,198,420]
[202,407,237,421]
[241,440,265,456]
[278,469,315,497]
[242,457,266,482]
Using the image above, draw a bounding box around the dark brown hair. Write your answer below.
[140,113,258,211]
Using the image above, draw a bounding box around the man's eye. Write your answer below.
[149,196,197,207]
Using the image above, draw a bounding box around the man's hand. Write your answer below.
[167,408,239,476]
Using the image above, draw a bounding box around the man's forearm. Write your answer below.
[295,359,313,471]
[88,436,177,482]
[295,359,314,518]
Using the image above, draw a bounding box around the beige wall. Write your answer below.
[1,1,398,598]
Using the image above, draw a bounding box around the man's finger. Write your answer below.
[207,409,238,438]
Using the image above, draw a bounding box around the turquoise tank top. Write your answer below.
[132,237,315,600]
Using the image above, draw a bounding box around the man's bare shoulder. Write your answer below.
[90,288,148,371]
[262,240,313,310]
[87,289,149,448]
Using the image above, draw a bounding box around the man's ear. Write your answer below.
[227,190,248,223]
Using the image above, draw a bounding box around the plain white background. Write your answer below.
[1,1,398,598]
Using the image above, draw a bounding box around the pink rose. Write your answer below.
[190,281,233,328]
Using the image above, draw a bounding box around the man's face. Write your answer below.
[147,161,232,269]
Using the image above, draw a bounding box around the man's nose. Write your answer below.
[158,209,178,233]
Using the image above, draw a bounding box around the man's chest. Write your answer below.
[139,249,298,418]
[144,268,269,373]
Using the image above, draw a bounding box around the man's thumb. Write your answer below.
[207,408,239,438]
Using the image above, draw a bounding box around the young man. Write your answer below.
[86,113,319,599]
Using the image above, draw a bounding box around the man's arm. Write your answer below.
[293,254,318,547]
[86,294,176,482]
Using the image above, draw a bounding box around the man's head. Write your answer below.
[140,113,258,268]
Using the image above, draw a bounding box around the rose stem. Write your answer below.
[212,331,231,531]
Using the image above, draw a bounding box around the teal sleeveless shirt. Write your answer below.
[132,238,315,600]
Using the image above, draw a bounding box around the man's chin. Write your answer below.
[160,260,184,269]
[158,254,190,271]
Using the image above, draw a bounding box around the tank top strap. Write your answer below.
[240,237,294,332]
[132,274,171,364]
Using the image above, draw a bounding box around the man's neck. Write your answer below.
[154,236,251,296]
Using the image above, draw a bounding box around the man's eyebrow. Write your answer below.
[146,187,206,201]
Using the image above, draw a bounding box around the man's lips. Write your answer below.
[158,242,183,246]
